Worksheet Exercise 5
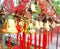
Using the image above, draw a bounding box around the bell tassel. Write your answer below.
[30,34,32,46]
[34,33,37,49]
[7,34,11,49]
[22,33,26,49]
[56,27,59,49]
[16,33,19,42]
[38,32,41,49]
[48,31,49,49]
[50,30,53,44]
[43,30,47,49]
[27,35,30,49]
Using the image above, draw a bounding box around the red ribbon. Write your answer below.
[56,31,58,49]
[38,32,41,49]
[7,35,11,47]
[22,33,26,49]
[16,18,21,42]
[30,34,32,46]
[50,30,53,44]
[48,31,50,49]
[34,33,37,49]
[27,35,30,49]
[43,30,47,49]
[56,27,59,49]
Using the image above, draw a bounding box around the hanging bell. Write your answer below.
[52,21,56,29]
[31,3,36,13]
[1,19,7,34]
[28,21,35,34]
[35,20,40,29]
[39,21,44,29]
[44,20,51,31]
[6,18,18,34]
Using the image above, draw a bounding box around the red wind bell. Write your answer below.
[17,2,26,15]
[40,0,48,15]
[3,0,16,12]
[3,0,8,6]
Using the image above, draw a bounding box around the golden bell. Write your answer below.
[44,20,51,31]
[6,19,18,34]
[31,3,36,12]
[28,22,35,34]
[1,19,7,34]
[39,21,44,28]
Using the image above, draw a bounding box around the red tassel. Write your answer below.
[22,33,26,49]
[27,35,30,49]
[50,30,53,44]
[48,31,49,49]
[56,32,58,49]
[30,34,32,46]
[56,27,59,49]
[7,34,11,48]
[38,32,41,49]
[34,33,37,49]
[16,33,19,42]
[43,30,47,49]
[16,18,21,42]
